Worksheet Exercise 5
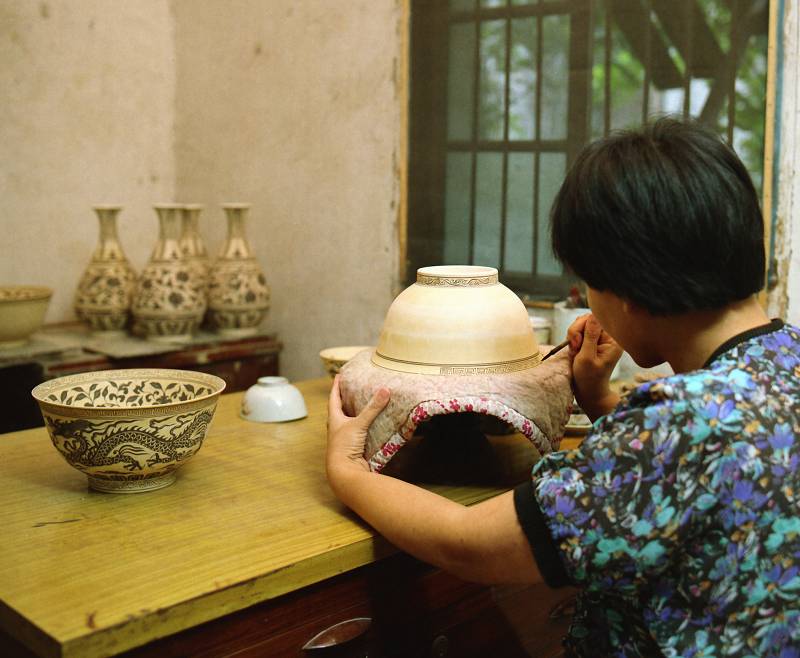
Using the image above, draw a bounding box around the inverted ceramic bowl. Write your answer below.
[0,286,53,348]
[31,369,226,493]
[372,266,541,375]
[319,346,373,378]
[240,376,307,422]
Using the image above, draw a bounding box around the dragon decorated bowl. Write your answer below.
[31,369,226,493]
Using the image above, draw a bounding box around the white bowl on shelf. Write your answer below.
[240,377,307,423]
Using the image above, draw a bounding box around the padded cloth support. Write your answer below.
[339,348,573,472]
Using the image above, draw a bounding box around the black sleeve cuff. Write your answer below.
[513,480,572,588]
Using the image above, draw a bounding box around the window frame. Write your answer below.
[403,0,777,302]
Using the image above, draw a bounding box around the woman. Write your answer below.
[327,118,800,657]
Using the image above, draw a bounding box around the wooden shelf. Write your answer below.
[0,324,281,434]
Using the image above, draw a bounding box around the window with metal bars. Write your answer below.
[407,0,770,299]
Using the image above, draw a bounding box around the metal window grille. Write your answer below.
[408,0,770,298]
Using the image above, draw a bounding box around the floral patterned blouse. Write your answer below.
[514,320,800,657]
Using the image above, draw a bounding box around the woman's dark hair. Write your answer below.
[550,117,765,315]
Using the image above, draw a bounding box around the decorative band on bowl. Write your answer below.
[415,265,499,287]
[370,350,541,375]
[0,286,53,303]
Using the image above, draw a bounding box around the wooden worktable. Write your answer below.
[0,377,574,658]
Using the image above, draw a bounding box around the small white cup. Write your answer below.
[240,377,308,423]
[529,315,552,346]
[552,301,590,346]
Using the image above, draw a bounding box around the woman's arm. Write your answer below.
[327,378,543,585]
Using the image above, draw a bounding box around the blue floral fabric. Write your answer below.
[530,322,800,657]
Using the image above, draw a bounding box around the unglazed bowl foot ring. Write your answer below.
[215,327,259,338]
[88,472,177,494]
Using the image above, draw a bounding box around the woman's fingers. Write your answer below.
[566,313,591,353]
[579,315,604,357]
[328,376,348,427]
[356,388,391,429]
[329,377,390,435]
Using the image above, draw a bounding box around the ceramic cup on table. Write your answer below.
[240,377,307,423]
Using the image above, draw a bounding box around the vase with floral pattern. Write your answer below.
[132,204,206,342]
[207,203,270,337]
[179,204,210,288]
[74,206,137,334]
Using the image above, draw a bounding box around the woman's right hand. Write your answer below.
[566,314,623,421]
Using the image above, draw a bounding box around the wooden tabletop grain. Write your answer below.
[0,377,571,658]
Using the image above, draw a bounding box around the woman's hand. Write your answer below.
[326,375,390,489]
[567,314,623,421]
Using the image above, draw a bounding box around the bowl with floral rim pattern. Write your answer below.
[319,346,373,378]
[0,285,52,348]
[31,369,226,493]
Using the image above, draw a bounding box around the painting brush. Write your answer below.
[541,339,570,361]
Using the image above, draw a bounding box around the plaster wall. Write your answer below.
[3,0,791,383]
[171,0,404,380]
[0,1,177,321]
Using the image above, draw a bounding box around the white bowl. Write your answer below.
[372,265,541,375]
[240,376,307,423]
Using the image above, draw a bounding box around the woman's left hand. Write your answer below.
[326,375,390,483]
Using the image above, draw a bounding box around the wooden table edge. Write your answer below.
[5,490,509,658]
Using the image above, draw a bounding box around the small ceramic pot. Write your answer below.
[551,301,589,346]
[0,286,52,348]
[240,377,307,422]
[529,315,552,345]
[319,346,373,378]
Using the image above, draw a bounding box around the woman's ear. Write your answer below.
[622,298,646,319]
[622,299,653,322]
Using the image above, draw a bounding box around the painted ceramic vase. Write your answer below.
[74,206,137,334]
[132,204,207,342]
[207,203,270,337]
[31,368,226,493]
[179,204,210,287]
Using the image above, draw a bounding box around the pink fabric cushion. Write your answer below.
[339,348,573,471]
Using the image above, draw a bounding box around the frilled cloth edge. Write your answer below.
[339,348,574,472]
